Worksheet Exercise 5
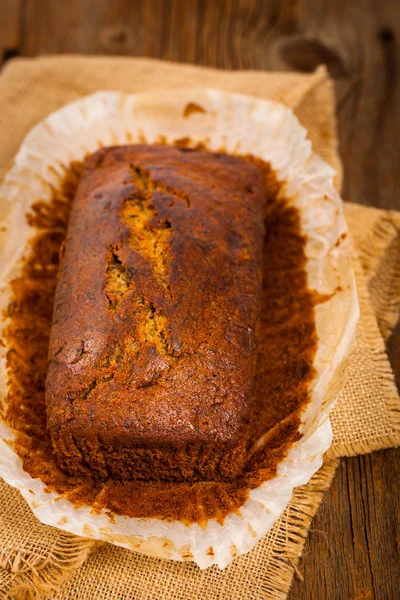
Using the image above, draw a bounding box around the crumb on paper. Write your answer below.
[183,102,206,118]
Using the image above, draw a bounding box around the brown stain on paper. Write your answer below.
[3,147,317,525]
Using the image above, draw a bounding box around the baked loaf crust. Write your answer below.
[46,145,267,481]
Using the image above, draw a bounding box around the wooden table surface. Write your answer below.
[1,1,399,598]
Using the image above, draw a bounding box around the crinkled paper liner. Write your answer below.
[0,90,359,569]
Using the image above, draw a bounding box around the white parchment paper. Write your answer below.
[0,90,358,568]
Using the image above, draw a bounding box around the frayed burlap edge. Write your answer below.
[0,535,98,600]
[328,252,400,459]
[53,460,339,600]
[358,212,400,341]
[0,463,338,600]
[257,459,339,599]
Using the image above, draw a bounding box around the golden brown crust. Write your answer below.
[45,145,268,481]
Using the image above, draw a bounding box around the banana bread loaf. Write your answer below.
[45,144,267,482]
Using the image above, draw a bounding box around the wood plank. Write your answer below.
[19,0,400,212]
[10,0,400,597]
[289,450,400,600]
[0,0,23,65]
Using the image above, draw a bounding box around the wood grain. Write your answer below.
[290,450,400,600]
[0,0,24,63]
[0,1,399,598]
[12,0,400,213]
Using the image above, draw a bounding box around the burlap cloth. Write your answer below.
[0,57,399,600]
